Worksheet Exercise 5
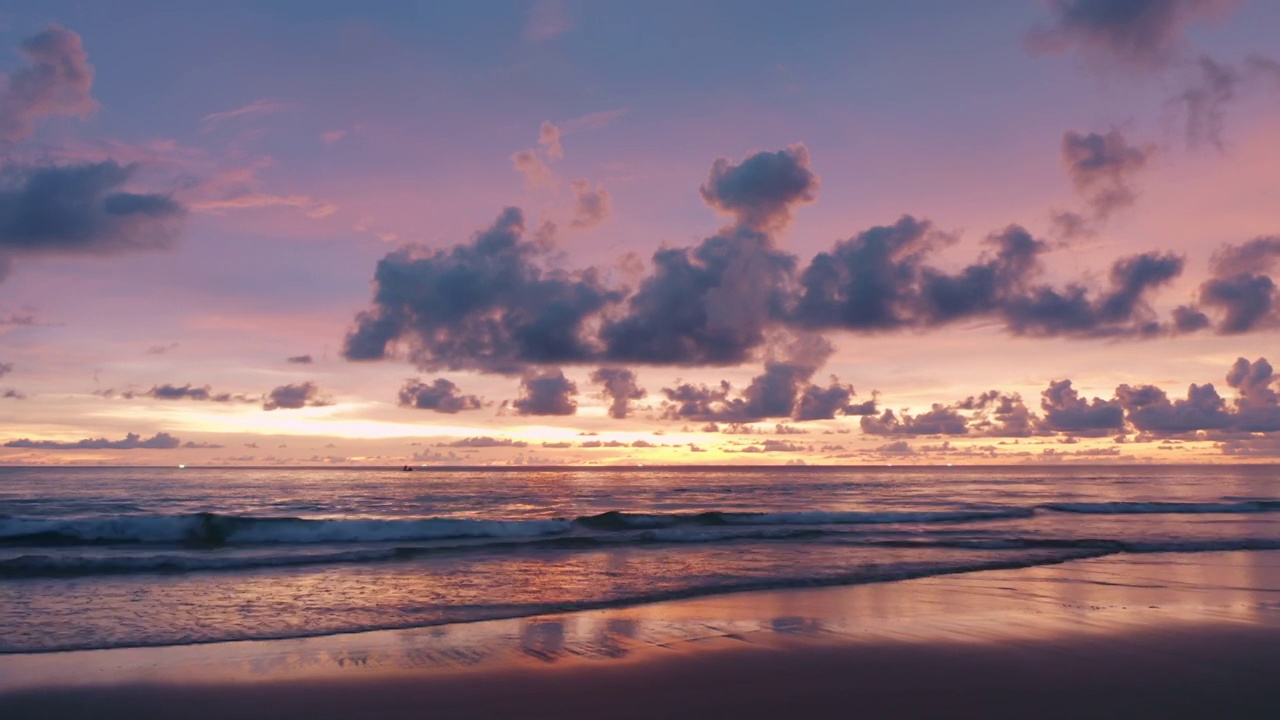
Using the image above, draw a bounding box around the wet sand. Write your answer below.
[3,550,1279,719]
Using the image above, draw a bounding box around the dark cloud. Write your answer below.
[1185,238,1280,334]
[2,388,25,399]
[144,384,251,402]
[0,361,11,377]
[874,440,915,455]
[1226,357,1280,432]
[962,392,1036,438]
[1037,379,1124,436]
[511,368,577,416]
[4,431,181,450]
[1003,251,1183,337]
[398,377,483,413]
[0,25,95,144]
[699,144,817,232]
[1116,382,1231,434]
[1173,304,1211,332]
[590,367,645,419]
[658,334,864,423]
[286,355,313,364]
[440,436,528,448]
[343,207,620,372]
[793,215,943,330]
[0,162,185,280]
[569,180,611,229]
[599,227,795,365]
[1025,0,1235,70]
[182,441,224,449]
[860,405,969,436]
[1058,130,1152,230]
[263,382,331,411]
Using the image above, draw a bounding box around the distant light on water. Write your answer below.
[178,464,186,469]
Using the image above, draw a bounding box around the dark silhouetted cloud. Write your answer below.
[439,436,529,448]
[286,355,313,364]
[1117,381,1231,433]
[699,144,818,232]
[511,368,577,415]
[263,382,331,410]
[1025,0,1235,70]
[590,367,645,419]
[0,161,185,280]
[1186,237,1280,334]
[1037,379,1124,436]
[398,377,483,413]
[0,25,95,143]
[2,388,25,399]
[793,215,943,330]
[0,361,11,377]
[144,384,252,402]
[860,405,969,436]
[1226,357,1280,432]
[343,207,620,372]
[1003,251,1183,337]
[4,431,181,450]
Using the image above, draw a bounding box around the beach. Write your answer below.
[4,549,1278,719]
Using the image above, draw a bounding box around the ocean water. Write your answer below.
[0,464,1277,654]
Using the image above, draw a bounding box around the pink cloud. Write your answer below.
[523,0,572,43]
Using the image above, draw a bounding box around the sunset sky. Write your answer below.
[1,0,1279,466]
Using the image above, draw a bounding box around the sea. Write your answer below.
[1,464,1277,655]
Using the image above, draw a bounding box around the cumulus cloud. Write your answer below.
[440,436,528,448]
[0,25,96,144]
[791,220,1174,337]
[141,384,253,402]
[1025,0,1236,70]
[658,334,864,423]
[699,144,818,233]
[590,367,646,419]
[263,382,331,410]
[1037,379,1125,436]
[398,377,483,413]
[1185,237,1280,334]
[860,405,969,436]
[511,368,577,415]
[343,207,620,372]
[4,431,181,450]
[1226,357,1280,432]
[569,180,611,229]
[0,161,185,280]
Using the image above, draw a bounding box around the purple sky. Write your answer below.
[2,1,1279,466]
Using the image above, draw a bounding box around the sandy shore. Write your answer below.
[3,550,1279,719]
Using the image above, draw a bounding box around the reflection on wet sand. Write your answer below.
[1,550,1277,693]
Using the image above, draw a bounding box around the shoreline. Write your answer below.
[3,550,1279,718]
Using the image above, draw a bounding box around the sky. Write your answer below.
[1,0,1279,466]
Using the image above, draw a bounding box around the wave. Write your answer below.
[0,513,572,547]
[0,507,1033,548]
[1041,501,1280,515]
